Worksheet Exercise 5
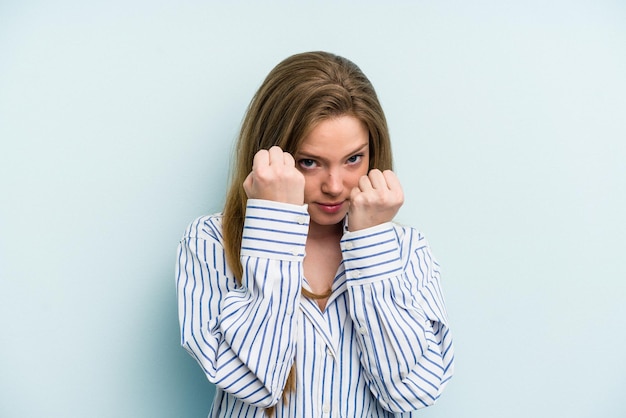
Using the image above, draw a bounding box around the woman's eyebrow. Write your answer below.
[343,143,369,158]
[296,143,369,160]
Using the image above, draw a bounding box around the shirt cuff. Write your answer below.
[241,199,310,261]
[340,222,403,285]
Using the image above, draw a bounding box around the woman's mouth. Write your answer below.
[316,201,345,214]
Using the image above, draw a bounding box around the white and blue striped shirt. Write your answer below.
[176,199,454,417]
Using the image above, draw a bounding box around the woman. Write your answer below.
[176,51,454,417]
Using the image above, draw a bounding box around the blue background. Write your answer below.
[1,1,625,417]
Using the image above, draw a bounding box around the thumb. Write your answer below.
[243,172,254,197]
[348,186,360,209]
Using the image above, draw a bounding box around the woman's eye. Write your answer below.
[347,154,363,164]
[298,159,317,169]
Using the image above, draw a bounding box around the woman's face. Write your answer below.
[294,115,370,231]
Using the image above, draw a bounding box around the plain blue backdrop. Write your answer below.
[1,1,625,417]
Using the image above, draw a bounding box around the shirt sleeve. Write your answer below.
[341,222,454,413]
[176,199,309,408]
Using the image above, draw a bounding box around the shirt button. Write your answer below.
[326,347,333,357]
[322,404,331,414]
[358,326,368,335]
[296,216,306,225]
[345,241,354,250]
[290,248,299,256]
[351,270,361,279]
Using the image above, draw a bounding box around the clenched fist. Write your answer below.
[243,146,305,205]
[348,169,404,232]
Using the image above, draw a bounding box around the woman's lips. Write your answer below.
[316,201,345,214]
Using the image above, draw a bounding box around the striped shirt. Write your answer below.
[176,199,454,417]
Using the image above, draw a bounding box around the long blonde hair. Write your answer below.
[221,51,393,411]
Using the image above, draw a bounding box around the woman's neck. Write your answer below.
[304,221,344,311]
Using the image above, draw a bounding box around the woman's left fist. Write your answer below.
[347,169,404,232]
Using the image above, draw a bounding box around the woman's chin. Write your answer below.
[309,209,347,228]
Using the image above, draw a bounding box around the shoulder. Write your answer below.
[181,213,225,243]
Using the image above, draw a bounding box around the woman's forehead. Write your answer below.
[297,116,368,153]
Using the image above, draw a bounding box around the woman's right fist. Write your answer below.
[243,146,305,205]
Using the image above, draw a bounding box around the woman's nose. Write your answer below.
[321,169,343,195]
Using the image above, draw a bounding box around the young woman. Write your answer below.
[176,51,454,417]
